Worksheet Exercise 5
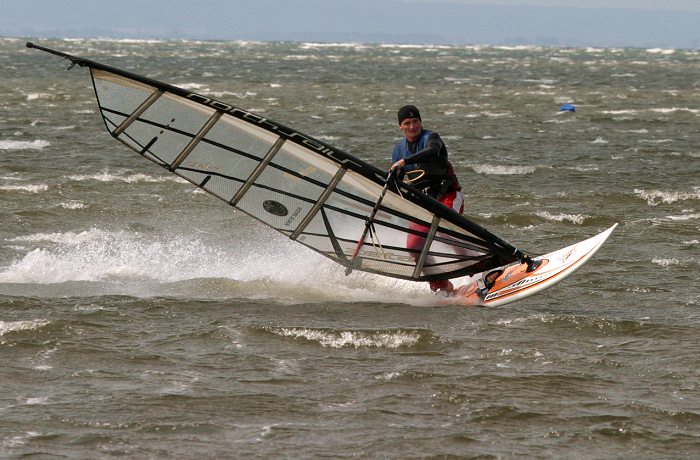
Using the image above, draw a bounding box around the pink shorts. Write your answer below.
[405,190,464,291]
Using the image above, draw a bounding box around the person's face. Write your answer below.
[399,117,422,142]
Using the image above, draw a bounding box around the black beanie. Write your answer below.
[397,105,421,124]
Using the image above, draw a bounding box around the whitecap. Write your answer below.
[600,109,638,115]
[68,171,184,184]
[301,42,369,51]
[471,164,537,175]
[58,201,86,209]
[634,189,700,206]
[0,184,48,193]
[92,38,165,44]
[284,54,314,61]
[1,431,41,448]
[0,320,48,337]
[638,139,673,144]
[270,327,422,349]
[650,107,699,115]
[652,258,679,267]
[482,111,512,118]
[666,213,700,221]
[176,82,208,91]
[26,93,52,101]
[0,139,50,150]
[646,48,676,55]
[536,211,587,225]
[567,165,599,172]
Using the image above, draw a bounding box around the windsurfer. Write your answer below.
[390,105,464,295]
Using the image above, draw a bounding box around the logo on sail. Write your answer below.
[263,200,288,217]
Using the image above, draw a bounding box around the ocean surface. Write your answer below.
[1,37,699,458]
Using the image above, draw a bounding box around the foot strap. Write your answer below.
[524,256,542,272]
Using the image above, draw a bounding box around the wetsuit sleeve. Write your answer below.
[402,133,445,165]
[391,143,401,163]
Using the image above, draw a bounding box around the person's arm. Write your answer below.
[391,143,401,164]
[402,133,444,165]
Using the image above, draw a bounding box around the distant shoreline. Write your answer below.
[2,35,695,53]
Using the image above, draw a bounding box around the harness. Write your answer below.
[423,178,453,200]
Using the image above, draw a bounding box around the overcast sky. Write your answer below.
[3,0,699,48]
[414,0,700,10]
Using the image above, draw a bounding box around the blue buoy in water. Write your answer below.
[559,103,576,112]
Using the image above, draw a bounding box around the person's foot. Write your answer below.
[484,270,503,289]
[429,279,455,296]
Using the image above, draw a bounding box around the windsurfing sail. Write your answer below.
[28,42,531,282]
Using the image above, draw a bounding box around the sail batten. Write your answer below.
[413,215,441,278]
[290,166,347,241]
[229,137,286,206]
[113,89,164,136]
[171,111,223,170]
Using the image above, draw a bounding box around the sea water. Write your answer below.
[1,37,699,458]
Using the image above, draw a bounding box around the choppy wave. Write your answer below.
[493,313,649,336]
[650,107,699,114]
[301,42,367,49]
[175,82,209,91]
[0,183,49,193]
[64,37,166,45]
[0,319,48,337]
[646,48,676,55]
[26,93,55,101]
[634,188,700,206]
[471,164,537,175]
[536,211,588,225]
[267,327,424,348]
[58,201,87,209]
[68,171,186,184]
[665,213,700,221]
[652,258,679,267]
[0,140,50,150]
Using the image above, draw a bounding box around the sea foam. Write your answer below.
[536,211,587,225]
[0,184,48,193]
[269,327,422,349]
[471,164,537,175]
[0,227,426,303]
[68,171,185,184]
[0,320,48,337]
[0,140,50,150]
[635,189,700,206]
